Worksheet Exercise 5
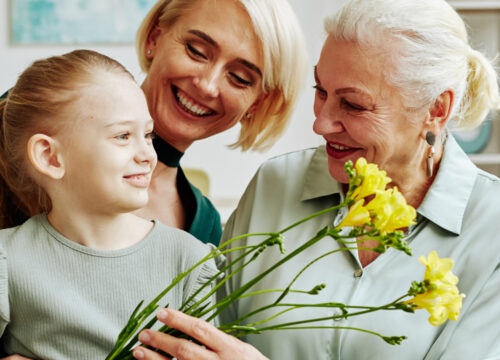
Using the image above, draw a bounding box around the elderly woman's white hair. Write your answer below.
[325,0,500,129]
[136,0,308,150]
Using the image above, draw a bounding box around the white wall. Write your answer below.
[0,0,347,215]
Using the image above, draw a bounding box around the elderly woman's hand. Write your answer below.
[132,309,268,360]
[0,356,32,359]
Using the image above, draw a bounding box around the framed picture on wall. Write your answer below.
[9,0,157,44]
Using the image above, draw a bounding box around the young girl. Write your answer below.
[0,49,217,359]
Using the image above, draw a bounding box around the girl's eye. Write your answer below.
[341,98,366,111]
[313,85,327,99]
[229,72,253,87]
[186,42,207,60]
[115,133,130,141]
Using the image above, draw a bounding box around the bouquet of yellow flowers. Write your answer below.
[106,158,464,359]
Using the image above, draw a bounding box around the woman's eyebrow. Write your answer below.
[188,29,262,78]
[188,29,217,47]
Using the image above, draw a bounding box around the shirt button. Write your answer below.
[353,268,363,278]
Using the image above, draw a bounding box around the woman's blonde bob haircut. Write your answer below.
[325,0,500,129]
[136,0,308,151]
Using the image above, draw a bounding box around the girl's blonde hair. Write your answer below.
[325,0,500,128]
[0,49,134,229]
[136,0,308,150]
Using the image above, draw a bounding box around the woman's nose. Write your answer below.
[313,111,345,136]
[193,66,221,98]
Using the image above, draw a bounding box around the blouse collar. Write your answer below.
[301,137,477,235]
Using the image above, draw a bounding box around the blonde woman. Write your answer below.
[133,0,307,245]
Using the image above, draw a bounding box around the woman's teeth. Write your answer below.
[329,143,351,151]
[176,91,213,116]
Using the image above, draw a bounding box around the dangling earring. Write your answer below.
[425,131,436,177]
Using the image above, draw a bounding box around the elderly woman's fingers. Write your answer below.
[132,345,171,360]
[155,308,227,352]
[135,329,218,360]
[150,309,269,360]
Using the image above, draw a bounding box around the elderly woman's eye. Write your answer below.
[341,98,365,111]
[186,42,207,60]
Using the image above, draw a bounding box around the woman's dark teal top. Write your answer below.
[153,137,222,246]
[1,89,222,246]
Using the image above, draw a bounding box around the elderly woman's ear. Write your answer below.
[425,90,454,135]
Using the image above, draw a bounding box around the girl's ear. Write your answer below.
[27,134,65,180]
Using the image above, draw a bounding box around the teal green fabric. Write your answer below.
[154,138,222,246]
[182,170,222,247]
[220,135,500,360]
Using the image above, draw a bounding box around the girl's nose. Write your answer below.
[135,140,157,167]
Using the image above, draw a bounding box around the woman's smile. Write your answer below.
[172,86,216,118]
[326,141,363,159]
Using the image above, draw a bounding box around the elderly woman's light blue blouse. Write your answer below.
[220,135,500,360]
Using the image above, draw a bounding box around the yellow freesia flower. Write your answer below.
[420,250,458,286]
[365,187,416,234]
[350,158,392,201]
[338,199,371,228]
[406,251,464,326]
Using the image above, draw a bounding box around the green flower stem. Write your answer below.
[228,293,411,332]
[278,203,347,234]
[206,228,334,323]
[239,325,400,345]
[180,244,263,313]
[237,288,319,299]
[182,203,348,322]
[275,246,362,304]
[181,243,266,316]
[236,296,412,334]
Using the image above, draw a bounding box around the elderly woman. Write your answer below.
[132,0,307,245]
[131,0,500,359]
